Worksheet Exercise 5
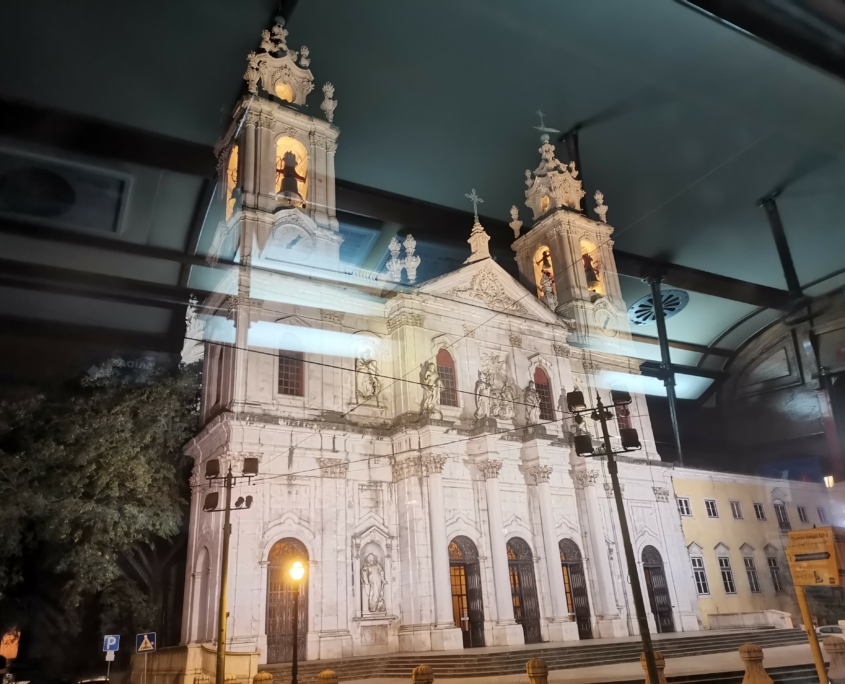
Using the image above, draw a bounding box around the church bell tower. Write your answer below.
[511,132,631,347]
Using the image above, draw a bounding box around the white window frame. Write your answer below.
[730,501,743,520]
[677,497,692,517]
[691,556,709,595]
[744,556,762,593]
[774,503,791,530]
[767,556,783,593]
[718,556,736,594]
[819,507,828,524]
[797,506,808,523]
[705,499,719,518]
[753,503,767,521]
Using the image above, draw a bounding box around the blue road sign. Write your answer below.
[103,635,120,652]
[136,632,156,653]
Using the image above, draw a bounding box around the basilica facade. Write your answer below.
[180,19,702,664]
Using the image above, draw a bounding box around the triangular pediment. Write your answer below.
[415,258,561,325]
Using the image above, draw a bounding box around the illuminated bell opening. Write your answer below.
[567,390,586,412]
[205,459,220,479]
[290,561,305,581]
[243,457,259,477]
[573,434,594,456]
[203,491,219,512]
[620,428,641,450]
[610,389,632,405]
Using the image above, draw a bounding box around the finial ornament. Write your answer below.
[509,206,523,239]
[465,188,484,223]
[593,190,608,223]
[533,109,561,141]
[321,83,337,123]
[384,235,420,283]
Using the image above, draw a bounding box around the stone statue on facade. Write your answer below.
[539,271,558,310]
[361,553,386,613]
[524,380,541,425]
[474,371,492,420]
[355,352,382,406]
[420,362,444,418]
[498,384,517,420]
[321,82,338,123]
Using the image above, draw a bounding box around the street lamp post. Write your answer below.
[566,390,660,684]
[289,561,305,684]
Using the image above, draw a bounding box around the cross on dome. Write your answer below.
[464,188,490,264]
[465,188,484,223]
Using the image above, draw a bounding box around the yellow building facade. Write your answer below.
[672,468,830,629]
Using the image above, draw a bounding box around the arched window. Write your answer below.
[580,239,605,296]
[275,136,309,202]
[532,246,555,299]
[278,351,304,396]
[436,349,458,407]
[533,367,554,421]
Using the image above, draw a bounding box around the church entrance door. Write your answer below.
[448,536,485,648]
[559,539,592,640]
[507,538,542,644]
[267,538,308,663]
[642,545,674,633]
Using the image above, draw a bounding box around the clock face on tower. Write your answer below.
[270,223,315,262]
[594,306,619,336]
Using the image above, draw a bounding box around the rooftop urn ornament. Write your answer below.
[321,83,338,123]
[384,234,420,283]
[594,190,609,223]
[509,205,523,238]
[299,46,310,68]
[464,188,491,264]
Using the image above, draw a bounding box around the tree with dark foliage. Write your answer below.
[0,364,199,677]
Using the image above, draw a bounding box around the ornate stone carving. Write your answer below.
[509,205,523,239]
[509,334,522,348]
[298,46,310,68]
[604,482,625,496]
[582,360,601,373]
[243,18,314,105]
[524,381,541,425]
[385,235,420,283]
[478,460,503,480]
[474,371,492,420]
[447,267,528,315]
[392,457,422,481]
[321,310,344,324]
[320,82,338,123]
[386,311,423,333]
[462,324,475,339]
[573,470,599,489]
[594,190,609,223]
[524,135,586,219]
[181,295,206,366]
[528,465,553,484]
[361,553,386,612]
[355,353,383,406]
[653,486,670,502]
[422,454,447,475]
[539,271,558,311]
[553,344,571,358]
[318,458,348,479]
[420,361,444,419]
[477,354,517,421]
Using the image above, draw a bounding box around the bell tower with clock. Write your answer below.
[212,16,342,273]
[511,132,632,348]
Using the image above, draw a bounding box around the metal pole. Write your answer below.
[215,467,234,684]
[596,396,661,684]
[291,587,299,684]
[107,659,111,682]
[144,653,148,684]
[795,585,826,684]
[648,277,684,466]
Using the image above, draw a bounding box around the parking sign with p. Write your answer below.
[103,635,120,652]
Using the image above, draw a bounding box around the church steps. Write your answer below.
[259,629,807,683]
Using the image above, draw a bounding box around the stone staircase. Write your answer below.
[612,662,821,684]
[260,628,808,684]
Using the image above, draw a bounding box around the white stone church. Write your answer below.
[180,19,703,665]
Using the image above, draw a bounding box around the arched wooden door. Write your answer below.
[507,538,542,644]
[642,545,674,633]
[559,539,592,640]
[267,538,308,663]
[448,536,485,648]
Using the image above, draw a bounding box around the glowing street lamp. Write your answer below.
[289,561,305,684]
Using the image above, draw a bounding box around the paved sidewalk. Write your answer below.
[345,643,817,684]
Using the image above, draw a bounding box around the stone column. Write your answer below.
[424,455,463,651]
[479,459,524,646]
[528,465,576,642]
[576,470,626,638]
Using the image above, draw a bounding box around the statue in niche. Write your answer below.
[524,381,541,425]
[540,271,558,310]
[497,384,517,420]
[361,553,386,613]
[276,151,306,201]
[582,253,601,291]
[474,371,492,420]
[355,349,382,406]
[420,362,444,418]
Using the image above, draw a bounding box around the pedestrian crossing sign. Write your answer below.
[136,632,156,653]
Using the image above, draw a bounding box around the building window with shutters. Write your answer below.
[767,557,783,593]
[718,557,736,594]
[774,503,790,531]
[691,557,709,595]
[677,497,692,517]
[744,557,762,593]
[436,349,458,407]
[819,507,828,524]
[533,367,554,421]
[754,503,766,521]
[705,499,719,518]
[730,501,743,519]
[797,506,808,523]
[278,351,304,396]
